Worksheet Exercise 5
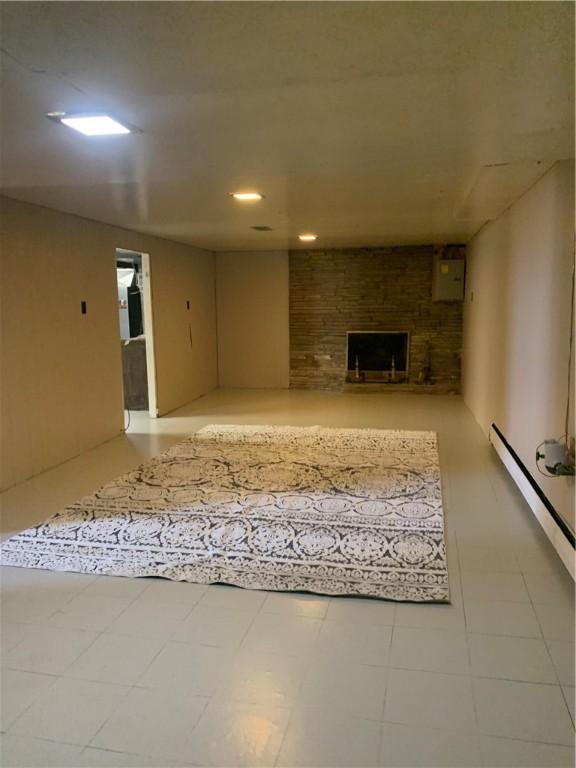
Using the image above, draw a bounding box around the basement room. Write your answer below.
[0,2,574,767]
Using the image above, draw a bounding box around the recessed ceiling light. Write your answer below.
[298,233,318,242]
[231,192,264,201]
[47,112,134,136]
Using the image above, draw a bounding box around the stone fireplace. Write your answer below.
[289,245,464,391]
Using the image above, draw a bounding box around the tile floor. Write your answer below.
[1,389,574,767]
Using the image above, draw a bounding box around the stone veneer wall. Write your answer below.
[289,245,464,391]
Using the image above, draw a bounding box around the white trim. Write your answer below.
[141,253,159,418]
[490,428,575,580]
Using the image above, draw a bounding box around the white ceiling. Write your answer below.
[0,2,573,251]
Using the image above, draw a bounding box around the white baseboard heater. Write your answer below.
[490,423,575,580]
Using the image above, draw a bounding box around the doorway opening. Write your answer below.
[116,249,158,422]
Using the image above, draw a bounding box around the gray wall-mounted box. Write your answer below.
[433,259,465,301]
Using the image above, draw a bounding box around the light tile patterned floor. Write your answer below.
[1,389,574,767]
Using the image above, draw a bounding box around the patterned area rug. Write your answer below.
[1,425,449,602]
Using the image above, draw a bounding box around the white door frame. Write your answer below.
[116,248,158,420]
[141,252,159,418]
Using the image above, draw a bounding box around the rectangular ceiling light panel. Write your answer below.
[58,114,131,136]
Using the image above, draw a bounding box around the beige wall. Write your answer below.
[462,160,575,531]
[0,197,217,490]
[146,240,218,416]
[216,251,289,388]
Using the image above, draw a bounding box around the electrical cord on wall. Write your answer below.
[124,408,131,431]
[564,258,575,445]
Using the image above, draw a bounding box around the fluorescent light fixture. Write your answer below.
[47,112,133,136]
[298,233,318,242]
[231,191,264,201]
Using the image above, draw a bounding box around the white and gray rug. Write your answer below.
[1,425,449,602]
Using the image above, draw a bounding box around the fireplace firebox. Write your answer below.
[347,331,409,381]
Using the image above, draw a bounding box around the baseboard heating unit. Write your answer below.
[490,423,575,579]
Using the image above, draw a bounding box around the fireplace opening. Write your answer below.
[347,331,409,381]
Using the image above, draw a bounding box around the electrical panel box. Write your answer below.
[433,259,465,302]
